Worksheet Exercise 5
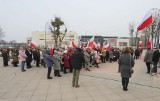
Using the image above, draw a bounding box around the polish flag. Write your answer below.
[97,43,102,50]
[87,36,95,48]
[146,35,152,49]
[138,41,142,47]
[28,41,35,47]
[103,40,107,46]
[137,11,153,31]
[103,43,110,50]
[72,41,77,48]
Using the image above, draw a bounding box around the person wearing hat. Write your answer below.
[71,48,85,88]
[45,49,54,79]
[152,47,160,73]
[53,50,62,77]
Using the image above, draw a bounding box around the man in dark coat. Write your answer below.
[25,48,32,69]
[152,48,160,73]
[134,48,140,59]
[71,48,85,88]
[35,49,40,67]
[2,49,9,67]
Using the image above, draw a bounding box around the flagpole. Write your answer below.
[45,22,48,48]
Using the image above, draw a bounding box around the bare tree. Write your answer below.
[0,27,5,40]
[9,40,16,44]
[49,17,67,48]
[128,22,134,46]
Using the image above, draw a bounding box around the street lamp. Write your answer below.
[45,22,49,48]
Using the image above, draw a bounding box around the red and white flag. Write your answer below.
[137,11,152,31]
[87,36,95,48]
[103,43,110,50]
[72,41,77,48]
[97,43,102,50]
[28,41,35,47]
[146,35,152,49]
[103,40,107,46]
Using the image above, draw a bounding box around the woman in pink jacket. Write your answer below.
[19,47,27,72]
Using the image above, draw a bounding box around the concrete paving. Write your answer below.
[0,51,160,101]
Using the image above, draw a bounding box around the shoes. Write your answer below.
[123,87,128,91]
[58,75,62,77]
[85,68,91,71]
[75,85,80,88]
[22,70,26,72]
[47,77,52,79]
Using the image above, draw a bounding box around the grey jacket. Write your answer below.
[118,53,135,78]
[53,54,61,70]
[144,50,153,63]
[84,51,90,62]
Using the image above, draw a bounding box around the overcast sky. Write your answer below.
[0,0,159,42]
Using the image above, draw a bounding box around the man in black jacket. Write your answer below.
[152,48,160,73]
[71,48,85,88]
[25,48,32,69]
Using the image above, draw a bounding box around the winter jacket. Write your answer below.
[144,49,153,63]
[118,53,135,78]
[71,49,85,70]
[19,50,27,62]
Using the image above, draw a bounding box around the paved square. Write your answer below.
[0,52,160,101]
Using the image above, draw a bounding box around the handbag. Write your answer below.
[130,55,134,74]
[130,68,134,74]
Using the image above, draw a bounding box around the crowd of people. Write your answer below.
[1,46,158,91]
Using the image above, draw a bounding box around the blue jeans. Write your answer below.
[21,61,25,71]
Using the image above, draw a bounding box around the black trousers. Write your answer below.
[102,56,106,63]
[122,78,129,88]
[36,60,40,67]
[146,62,151,73]
[26,60,31,68]
[47,67,52,78]
[54,70,60,76]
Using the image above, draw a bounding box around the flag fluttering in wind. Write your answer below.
[97,43,102,50]
[103,43,110,50]
[146,35,152,49]
[28,41,35,47]
[87,36,95,48]
[137,11,153,31]
[137,41,142,47]
[72,41,77,48]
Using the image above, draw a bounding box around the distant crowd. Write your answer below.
[0,47,143,70]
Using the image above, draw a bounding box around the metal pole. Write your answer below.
[45,22,47,48]
[152,25,154,49]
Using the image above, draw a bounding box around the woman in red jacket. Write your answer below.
[63,50,70,74]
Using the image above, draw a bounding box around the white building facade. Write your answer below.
[117,38,130,49]
[31,31,79,48]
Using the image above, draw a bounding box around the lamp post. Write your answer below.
[45,22,48,48]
